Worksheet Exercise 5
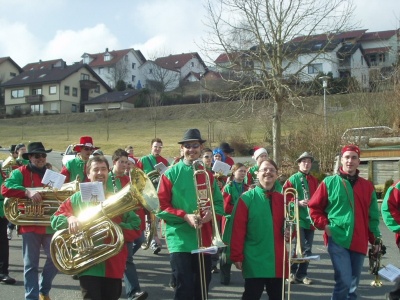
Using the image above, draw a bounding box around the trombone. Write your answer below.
[282,188,306,300]
[192,161,226,300]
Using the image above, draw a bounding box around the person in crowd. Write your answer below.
[60,136,99,183]
[51,155,141,300]
[309,145,381,299]
[220,162,249,285]
[0,168,16,285]
[212,148,228,190]
[219,142,235,167]
[137,138,170,255]
[381,181,400,300]
[90,149,103,158]
[202,148,213,171]
[2,142,58,300]
[245,147,283,192]
[283,152,319,285]
[107,149,148,300]
[230,159,287,300]
[157,128,224,300]
[126,145,139,164]
[15,143,29,166]
[1,144,17,178]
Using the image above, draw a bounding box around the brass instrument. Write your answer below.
[4,179,79,226]
[50,168,160,275]
[282,188,305,300]
[193,162,226,300]
[1,156,17,177]
[140,169,160,250]
[369,238,386,287]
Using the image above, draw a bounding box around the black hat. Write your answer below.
[9,144,16,153]
[296,152,314,163]
[220,142,234,153]
[178,129,206,144]
[22,142,52,159]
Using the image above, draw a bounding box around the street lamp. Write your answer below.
[319,76,329,131]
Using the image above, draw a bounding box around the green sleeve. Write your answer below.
[369,190,381,238]
[119,211,141,230]
[212,178,225,216]
[3,169,25,191]
[51,214,69,231]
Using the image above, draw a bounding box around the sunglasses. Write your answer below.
[183,143,200,149]
[33,153,47,159]
[82,147,93,151]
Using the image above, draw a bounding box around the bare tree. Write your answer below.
[203,0,355,164]
[107,60,130,89]
[144,61,180,94]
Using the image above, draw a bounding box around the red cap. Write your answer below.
[341,145,360,157]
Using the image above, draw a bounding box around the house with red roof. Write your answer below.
[81,48,146,89]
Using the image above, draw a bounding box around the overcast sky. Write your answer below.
[0,0,398,68]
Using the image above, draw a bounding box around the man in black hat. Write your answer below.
[157,129,224,300]
[219,142,235,167]
[283,152,319,285]
[2,142,58,300]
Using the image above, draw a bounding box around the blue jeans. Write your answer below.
[291,227,314,279]
[327,237,365,300]
[124,233,145,299]
[22,232,58,300]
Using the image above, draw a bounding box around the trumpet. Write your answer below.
[369,238,386,287]
[282,188,306,300]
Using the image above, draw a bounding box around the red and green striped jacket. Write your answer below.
[381,181,400,244]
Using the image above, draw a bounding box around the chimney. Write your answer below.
[105,48,109,53]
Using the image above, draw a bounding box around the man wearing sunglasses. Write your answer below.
[157,128,224,300]
[2,142,58,300]
[61,136,100,183]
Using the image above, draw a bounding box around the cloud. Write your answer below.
[43,24,120,64]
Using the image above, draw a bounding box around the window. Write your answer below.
[95,85,100,93]
[125,55,128,61]
[81,73,90,80]
[132,75,136,82]
[149,68,153,74]
[191,62,194,67]
[99,67,103,74]
[11,89,24,98]
[83,56,90,64]
[104,53,110,61]
[108,67,112,73]
[32,88,42,95]
[132,63,136,69]
[64,86,70,95]
[379,53,385,63]
[308,63,322,74]
[72,87,78,97]
[49,86,57,94]
[10,72,16,77]
[31,104,43,113]
[71,104,77,112]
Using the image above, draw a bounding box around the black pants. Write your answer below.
[0,217,10,275]
[242,277,283,300]
[80,276,122,300]
[170,252,211,300]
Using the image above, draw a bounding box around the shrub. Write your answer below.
[382,179,395,199]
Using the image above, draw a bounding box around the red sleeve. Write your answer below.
[136,160,144,171]
[308,182,329,230]
[222,191,234,214]
[1,183,26,199]
[158,174,187,218]
[60,166,71,183]
[54,198,74,218]
[136,208,146,231]
[230,199,248,262]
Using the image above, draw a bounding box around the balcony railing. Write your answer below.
[80,79,98,89]
[25,94,43,103]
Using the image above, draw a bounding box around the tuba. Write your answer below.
[4,179,79,226]
[50,168,159,275]
[1,156,17,178]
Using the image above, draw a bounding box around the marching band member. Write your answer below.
[157,128,224,300]
[125,145,139,164]
[60,136,99,183]
[15,143,29,166]
[245,147,283,192]
[219,142,235,167]
[381,181,400,300]
[230,159,287,300]
[107,149,148,300]
[283,152,319,285]
[309,145,381,300]
[2,142,57,300]
[51,155,141,300]
[137,138,169,255]
[220,162,249,285]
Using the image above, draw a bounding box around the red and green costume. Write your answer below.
[230,186,287,278]
[60,156,88,183]
[381,181,400,244]
[309,170,381,254]
[51,190,141,279]
[283,171,319,229]
[157,160,224,253]
[1,165,55,234]
[137,154,169,174]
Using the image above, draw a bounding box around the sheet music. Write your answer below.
[378,264,400,282]
[79,182,106,202]
[154,162,168,175]
[191,246,219,255]
[212,160,231,176]
[41,169,66,190]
